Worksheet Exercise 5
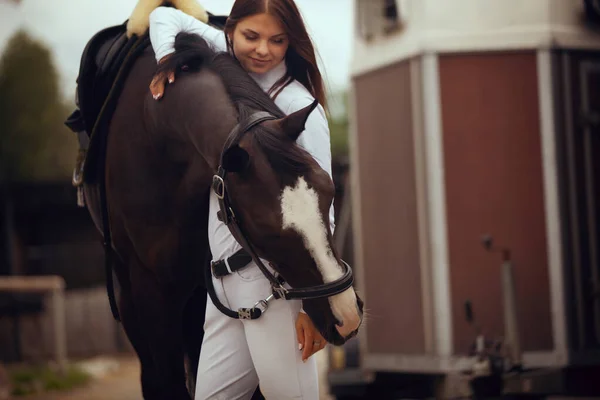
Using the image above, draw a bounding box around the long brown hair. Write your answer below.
[223,0,327,111]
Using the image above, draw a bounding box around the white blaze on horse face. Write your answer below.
[280,177,360,336]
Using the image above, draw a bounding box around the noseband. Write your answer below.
[207,111,354,320]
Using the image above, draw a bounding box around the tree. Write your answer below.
[329,117,349,160]
[328,91,349,160]
[0,30,77,182]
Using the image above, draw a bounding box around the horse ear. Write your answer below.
[222,145,249,173]
[277,99,319,141]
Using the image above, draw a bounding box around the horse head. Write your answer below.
[219,101,363,345]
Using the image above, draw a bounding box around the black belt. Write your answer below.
[211,248,253,278]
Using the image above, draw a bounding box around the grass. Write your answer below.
[9,364,91,397]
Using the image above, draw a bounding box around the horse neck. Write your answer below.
[201,113,238,172]
[163,72,238,172]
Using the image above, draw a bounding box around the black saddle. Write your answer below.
[64,21,148,188]
[64,12,228,185]
[65,22,137,137]
[64,12,227,139]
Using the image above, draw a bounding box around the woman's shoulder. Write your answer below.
[276,80,324,116]
[150,6,187,23]
[149,6,213,33]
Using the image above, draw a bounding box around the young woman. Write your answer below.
[149,1,338,398]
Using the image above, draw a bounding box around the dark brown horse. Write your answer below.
[83,33,363,399]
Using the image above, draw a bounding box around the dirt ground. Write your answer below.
[20,351,333,400]
[22,356,143,400]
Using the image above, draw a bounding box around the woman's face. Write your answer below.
[229,13,290,74]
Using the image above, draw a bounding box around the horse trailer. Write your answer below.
[328,0,600,398]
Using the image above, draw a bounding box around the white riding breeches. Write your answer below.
[194,261,319,400]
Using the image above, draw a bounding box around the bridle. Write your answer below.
[206,111,354,320]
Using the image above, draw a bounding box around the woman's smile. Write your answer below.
[250,57,271,64]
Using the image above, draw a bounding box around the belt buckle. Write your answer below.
[273,286,288,299]
[212,175,225,199]
[210,260,220,279]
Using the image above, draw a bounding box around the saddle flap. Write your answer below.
[76,22,131,135]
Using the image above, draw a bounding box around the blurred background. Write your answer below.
[1,0,600,399]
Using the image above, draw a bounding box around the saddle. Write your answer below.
[64,12,227,205]
[64,21,143,201]
[66,22,134,137]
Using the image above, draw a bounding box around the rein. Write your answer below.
[206,111,355,320]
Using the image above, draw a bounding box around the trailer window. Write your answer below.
[384,0,401,33]
[356,0,405,40]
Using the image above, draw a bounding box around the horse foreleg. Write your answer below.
[181,285,207,395]
[128,258,191,400]
[117,282,163,398]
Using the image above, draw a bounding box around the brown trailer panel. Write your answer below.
[438,51,554,354]
[348,50,600,381]
[353,60,427,355]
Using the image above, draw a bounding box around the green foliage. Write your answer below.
[329,117,349,159]
[327,91,349,159]
[9,364,90,396]
[0,30,77,182]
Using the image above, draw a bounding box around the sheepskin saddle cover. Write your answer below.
[127,0,209,38]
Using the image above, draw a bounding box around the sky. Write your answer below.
[0,0,354,101]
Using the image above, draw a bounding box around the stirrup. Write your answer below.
[72,149,87,207]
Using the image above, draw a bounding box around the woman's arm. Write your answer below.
[149,6,227,63]
[287,98,336,235]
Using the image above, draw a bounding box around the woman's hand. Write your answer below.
[149,56,176,100]
[296,312,327,362]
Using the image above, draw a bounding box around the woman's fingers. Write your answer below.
[302,325,315,362]
[317,339,326,352]
[149,69,176,100]
[307,330,326,359]
[296,317,305,351]
[150,74,166,100]
[296,312,327,362]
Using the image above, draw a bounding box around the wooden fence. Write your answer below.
[0,286,133,362]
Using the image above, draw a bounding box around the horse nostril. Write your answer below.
[336,320,344,328]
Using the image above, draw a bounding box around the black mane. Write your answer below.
[156,32,314,175]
